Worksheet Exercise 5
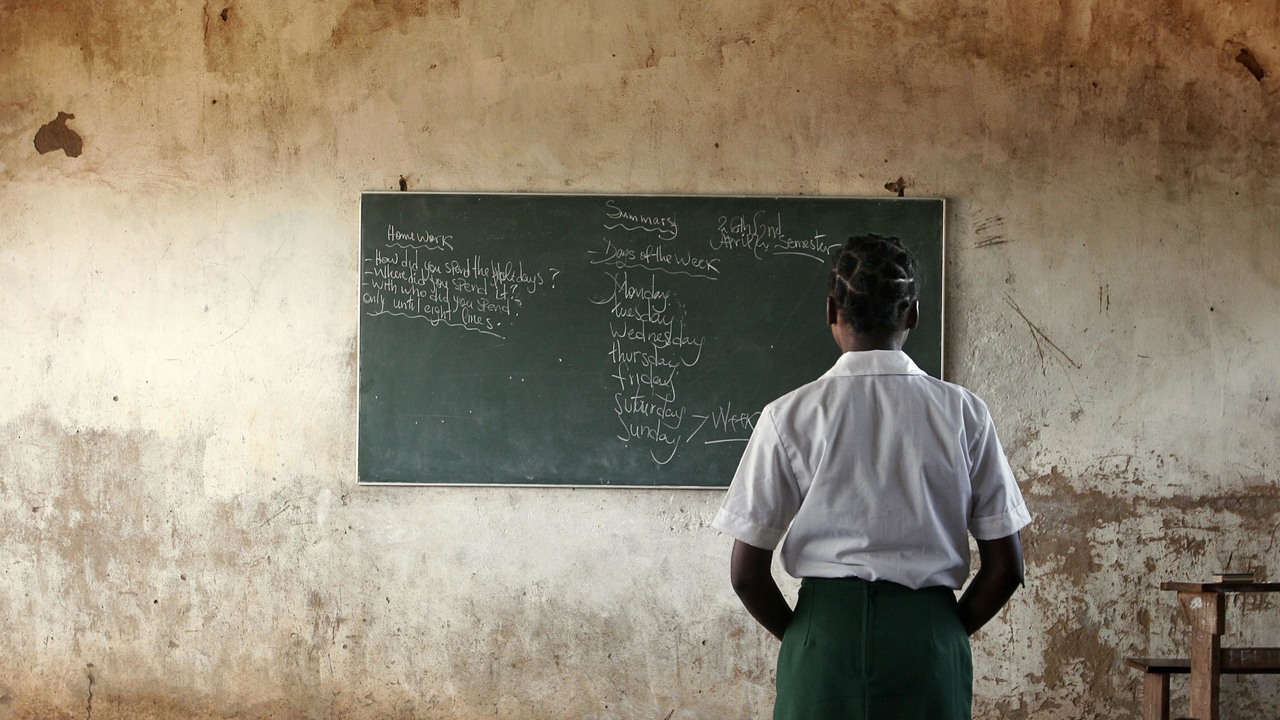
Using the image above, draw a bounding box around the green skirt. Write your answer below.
[774,577,972,720]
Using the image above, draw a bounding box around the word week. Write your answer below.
[589,237,720,278]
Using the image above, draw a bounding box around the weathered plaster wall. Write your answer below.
[1,1,1277,718]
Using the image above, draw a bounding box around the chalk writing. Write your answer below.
[387,224,454,251]
[604,199,679,241]
[775,232,842,262]
[588,237,720,279]
[592,268,706,465]
[357,193,945,487]
[361,228,551,339]
[712,211,839,262]
[687,403,760,446]
[712,211,779,258]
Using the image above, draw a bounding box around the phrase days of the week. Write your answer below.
[590,237,720,277]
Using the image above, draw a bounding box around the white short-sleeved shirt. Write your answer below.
[712,350,1031,590]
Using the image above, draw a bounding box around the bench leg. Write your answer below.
[1143,672,1170,720]
[1179,590,1224,720]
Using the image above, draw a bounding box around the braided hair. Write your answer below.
[827,234,920,336]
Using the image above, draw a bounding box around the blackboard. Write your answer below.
[358,193,944,487]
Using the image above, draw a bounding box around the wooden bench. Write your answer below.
[1126,650,1280,720]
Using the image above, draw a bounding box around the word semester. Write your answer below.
[713,211,840,261]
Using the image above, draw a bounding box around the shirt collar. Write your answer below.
[821,350,927,378]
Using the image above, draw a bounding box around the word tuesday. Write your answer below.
[590,272,676,325]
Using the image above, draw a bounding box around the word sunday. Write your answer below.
[615,396,685,465]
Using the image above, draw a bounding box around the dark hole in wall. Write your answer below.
[33,112,83,158]
[1236,47,1266,82]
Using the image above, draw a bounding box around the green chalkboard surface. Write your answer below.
[358,193,944,487]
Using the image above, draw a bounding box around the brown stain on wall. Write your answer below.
[201,1,237,72]
[2,690,427,720]
[877,1,1280,180]
[0,0,194,79]
[0,1,120,74]
[1011,466,1280,717]
[329,0,462,48]
[0,413,388,718]
[7,419,200,603]
[195,2,313,173]
[0,410,779,719]
[6,0,1276,188]
[0,596,768,719]
[438,594,767,719]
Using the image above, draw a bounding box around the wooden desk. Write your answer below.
[1161,581,1280,720]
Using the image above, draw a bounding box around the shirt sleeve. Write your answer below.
[965,397,1032,540]
[711,407,803,550]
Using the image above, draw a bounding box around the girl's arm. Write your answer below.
[729,540,794,641]
[957,532,1025,636]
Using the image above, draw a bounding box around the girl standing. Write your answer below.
[712,234,1030,720]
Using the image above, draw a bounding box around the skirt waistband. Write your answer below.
[800,576,955,596]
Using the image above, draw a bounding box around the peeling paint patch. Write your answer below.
[33,112,82,157]
[1006,468,1280,717]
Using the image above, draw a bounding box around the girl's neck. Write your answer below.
[831,324,907,354]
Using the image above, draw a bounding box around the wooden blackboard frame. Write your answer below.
[357,192,946,488]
